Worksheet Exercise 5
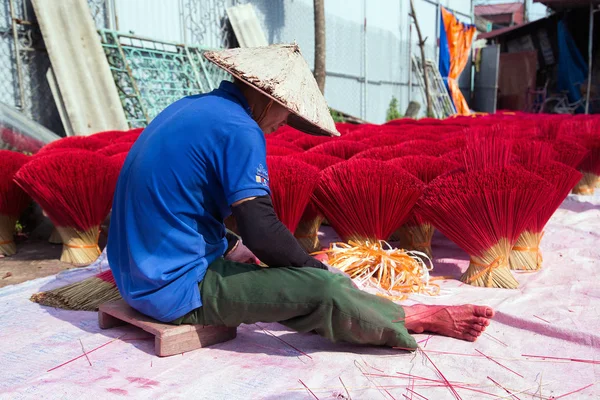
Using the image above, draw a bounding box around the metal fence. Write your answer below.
[99,29,230,127]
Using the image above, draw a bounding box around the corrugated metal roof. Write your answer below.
[31,0,129,136]
[475,2,523,16]
[226,4,268,48]
[477,18,539,40]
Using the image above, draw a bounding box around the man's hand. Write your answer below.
[225,238,260,265]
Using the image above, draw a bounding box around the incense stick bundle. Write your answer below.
[37,135,108,155]
[14,151,120,266]
[335,122,364,135]
[394,139,447,156]
[417,166,553,288]
[97,142,133,157]
[351,144,414,161]
[313,159,434,296]
[307,141,367,159]
[550,139,588,168]
[571,133,600,195]
[266,156,320,234]
[293,135,332,150]
[0,151,31,256]
[31,270,121,311]
[265,138,303,151]
[389,156,460,258]
[509,162,582,270]
[360,134,407,148]
[289,153,344,252]
[92,128,143,143]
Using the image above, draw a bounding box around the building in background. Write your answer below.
[475,2,524,29]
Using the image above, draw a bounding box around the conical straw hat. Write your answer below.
[203,43,340,137]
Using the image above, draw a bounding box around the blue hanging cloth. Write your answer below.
[438,10,451,98]
[556,19,588,113]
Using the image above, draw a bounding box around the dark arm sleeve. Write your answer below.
[225,229,240,255]
[231,195,327,269]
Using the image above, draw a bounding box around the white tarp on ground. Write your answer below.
[0,194,599,399]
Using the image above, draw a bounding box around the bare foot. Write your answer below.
[400,304,494,342]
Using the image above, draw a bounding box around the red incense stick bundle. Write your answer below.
[312,159,424,242]
[37,136,108,155]
[417,166,553,288]
[307,141,367,159]
[0,151,31,256]
[351,145,414,161]
[266,156,320,234]
[97,142,134,157]
[14,151,120,266]
[390,156,460,258]
[289,153,344,252]
[313,159,432,296]
[293,135,332,150]
[510,161,582,270]
[266,143,302,156]
[571,132,600,195]
[550,139,588,169]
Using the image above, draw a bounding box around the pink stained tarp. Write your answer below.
[0,193,599,399]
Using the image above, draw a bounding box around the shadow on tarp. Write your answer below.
[560,197,600,213]
[429,230,468,280]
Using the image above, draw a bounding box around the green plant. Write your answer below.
[15,220,23,234]
[386,97,402,122]
[330,108,345,123]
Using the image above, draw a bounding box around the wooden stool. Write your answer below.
[98,299,237,357]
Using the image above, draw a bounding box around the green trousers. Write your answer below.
[171,258,417,349]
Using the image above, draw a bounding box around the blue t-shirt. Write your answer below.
[107,81,270,322]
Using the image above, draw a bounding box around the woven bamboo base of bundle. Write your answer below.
[294,216,324,253]
[572,172,597,195]
[461,240,519,289]
[509,230,543,271]
[56,226,101,266]
[48,227,62,244]
[394,223,434,260]
[0,214,17,256]
[30,273,121,311]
